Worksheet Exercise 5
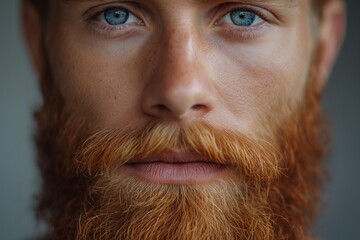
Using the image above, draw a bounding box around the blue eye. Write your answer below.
[230,10,257,26]
[221,9,264,27]
[104,8,129,25]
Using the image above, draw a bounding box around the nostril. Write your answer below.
[191,104,207,111]
[153,104,170,112]
[151,103,207,117]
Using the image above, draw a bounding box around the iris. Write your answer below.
[230,10,256,26]
[104,8,129,25]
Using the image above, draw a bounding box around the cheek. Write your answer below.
[211,26,312,135]
[47,28,150,128]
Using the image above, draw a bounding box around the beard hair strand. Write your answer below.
[34,62,327,239]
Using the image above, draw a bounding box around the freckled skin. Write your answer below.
[22,0,346,238]
[42,0,314,138]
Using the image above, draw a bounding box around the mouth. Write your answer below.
[122,149,227,184]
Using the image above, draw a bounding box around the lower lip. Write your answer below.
[122,162,226,184]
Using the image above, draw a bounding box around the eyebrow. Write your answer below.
[65,0,297,5]
[199,0,297,4]
[64,0,299,10]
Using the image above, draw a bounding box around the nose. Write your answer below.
[142,28,216,121]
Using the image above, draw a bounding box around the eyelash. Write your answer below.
[87,5,144,38]
[87,5,271,39]
[214,5,272,39]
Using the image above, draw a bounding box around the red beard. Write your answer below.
[34,65,328,239]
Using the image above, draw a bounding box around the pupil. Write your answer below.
[114,11,122,18]
[104,8,129,25]
[230,10,256,26]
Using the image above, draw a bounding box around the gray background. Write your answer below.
[0,0,359,239]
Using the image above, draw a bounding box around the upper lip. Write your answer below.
[128,149,214,164]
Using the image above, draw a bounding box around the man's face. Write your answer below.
[45,0,314,136]
[24,0,344,239]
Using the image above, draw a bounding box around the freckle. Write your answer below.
[114,96,117,100]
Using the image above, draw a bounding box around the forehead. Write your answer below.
[35,0,320,18]
[38,0,321,20]
[53,0,315,17]
[61,0,299,7]
[53,0,318,25]
[63,0,297,2]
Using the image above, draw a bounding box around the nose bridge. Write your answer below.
[142,23,216,120]
[161,22,196,76]
[159,4,197,63]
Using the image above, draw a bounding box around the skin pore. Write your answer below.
[22,0,345,239]
[44,0,313,136]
